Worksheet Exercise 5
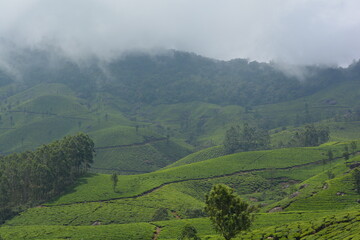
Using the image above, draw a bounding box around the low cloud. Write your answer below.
[0,0,359,66]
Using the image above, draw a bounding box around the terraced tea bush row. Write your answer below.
[52,147,334,205]
[0,222,154,240]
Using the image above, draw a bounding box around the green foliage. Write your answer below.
[178,224,201,240]
[110,172,118,192]
[2,143,360,239]
[185,209,207,219]
[241,211,360,240]
[327,149,333,160]
[224,126,240,154]
[48,146,337,205]
[326,170,335,179]
[350,141,357,154]
[0,133,94,223]
[205,184,254,240]
[352,168,360,194]
[289,124,330,147]
[152,208,170,221]
[164,146,226,169]
[0,222,154,240]
[224,123,270,154]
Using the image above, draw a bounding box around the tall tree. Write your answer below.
[111,172,118,192]
[205,184,254,240]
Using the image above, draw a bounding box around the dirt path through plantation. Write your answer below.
[152,226,161,240]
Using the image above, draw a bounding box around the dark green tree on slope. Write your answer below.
[111,172,118,192]
[205,184,255,240]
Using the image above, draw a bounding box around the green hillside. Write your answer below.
[1,140,359,239]
[162,145,226,169]
[0,82,191,172]
[1,50,360,154]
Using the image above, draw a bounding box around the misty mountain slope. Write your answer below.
[3,49,355,107]
[101,51,347,106]
[0,50,359,171]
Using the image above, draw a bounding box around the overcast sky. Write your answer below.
[0,0,359,65]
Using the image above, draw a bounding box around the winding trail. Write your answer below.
[48,154,343,207]
[152,226,162,240]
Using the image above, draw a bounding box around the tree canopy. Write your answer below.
[289,125,330,147]
[224,123,270,154]
[205,184,255,240]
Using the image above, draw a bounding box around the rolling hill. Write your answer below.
[1,141,359,239]
[0,49,360,239]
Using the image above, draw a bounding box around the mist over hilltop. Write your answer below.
[1,47,358,109]
[0,0,359,66]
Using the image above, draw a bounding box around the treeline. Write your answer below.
[0,133,94,223]
[288,125,330,147]
[224,123,270,154]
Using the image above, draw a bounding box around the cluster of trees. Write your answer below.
[289,125,330,147]
[223,123,270,154]
[0,133,94,223]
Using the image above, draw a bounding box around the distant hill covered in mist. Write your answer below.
[1,48,359,107]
